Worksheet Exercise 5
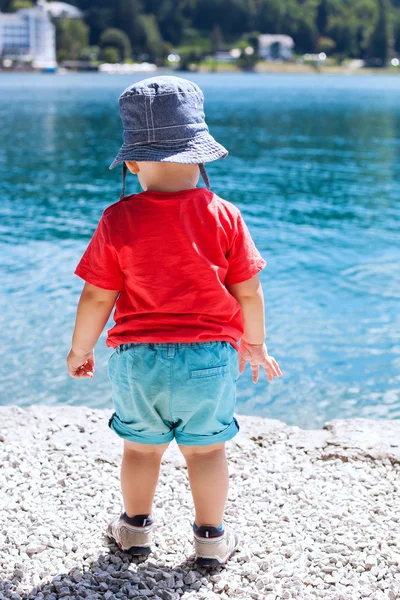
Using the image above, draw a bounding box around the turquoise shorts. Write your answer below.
[107,341,240,446]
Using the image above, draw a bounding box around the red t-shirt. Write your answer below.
[75,188,266,349]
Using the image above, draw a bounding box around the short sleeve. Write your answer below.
[225,211,267,286]
[74,215,124,291]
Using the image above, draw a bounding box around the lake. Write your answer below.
[0,72,399,429]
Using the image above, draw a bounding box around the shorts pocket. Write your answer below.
[107,351,118,381]
[190,365,228,379]
[229,345,240,382]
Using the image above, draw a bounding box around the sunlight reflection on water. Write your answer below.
[0,73,399,427]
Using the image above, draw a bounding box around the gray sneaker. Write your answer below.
[193,523,239,566]
[107,513,153,555]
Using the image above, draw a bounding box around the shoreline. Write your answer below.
[1,405,399,462]
[1,65,400,76]
[0,405,399,600]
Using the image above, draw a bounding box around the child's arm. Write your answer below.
[67,282,119,379]
[227,274,282,384]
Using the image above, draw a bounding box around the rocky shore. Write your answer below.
[0,406,399,600]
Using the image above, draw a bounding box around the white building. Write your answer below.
[44,2,82,20]
[258,34,295,61]
[0,1,56,68]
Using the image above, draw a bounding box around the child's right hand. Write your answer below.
[67,349,95,379]
[238,340,282,384]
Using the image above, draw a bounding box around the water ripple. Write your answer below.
[0,73,399,427]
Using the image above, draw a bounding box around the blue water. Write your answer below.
[0,72,399,428]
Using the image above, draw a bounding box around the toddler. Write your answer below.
[67,76,282,567]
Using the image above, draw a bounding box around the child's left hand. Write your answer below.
[67,349,95,379]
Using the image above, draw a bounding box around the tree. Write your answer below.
[0,0,13,10]
[367,0,392,64]
[250,0,284,34]
[137,14,165,60]
[3,0,399,65]
[10,0,33,10]
[99,46,119,63]
[325,1,360,58]
[84,7,114,46]
[282,0,320,54]
[211,25,223,53]
[316,36,336,54]
[156,0,186,45]
[56,19,89,61]
[79,45,100,61]
[193,0,250,37]
[99,27,132,61]
[113,0,144,53]
[316,0,329,35]
[354,0,379,56]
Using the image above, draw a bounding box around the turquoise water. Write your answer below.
[0,72,399,429]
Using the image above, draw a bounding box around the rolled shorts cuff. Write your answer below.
[175,417,240,446]
[108,412,175,445]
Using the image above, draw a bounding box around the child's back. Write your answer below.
[68,76,281,567]
[76,187,265,347]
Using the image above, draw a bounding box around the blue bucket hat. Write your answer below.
[109,76,228,197]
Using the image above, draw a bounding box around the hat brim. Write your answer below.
[109,132,228,170]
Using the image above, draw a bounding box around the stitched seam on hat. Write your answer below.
[148,96,156,142]
[144,96,150,142]
[117,147,224,155]
[121,91,201,99]
[120,149,222,154]
[144,143,219,148]
[124,123,201,132]
[122,134,214,146]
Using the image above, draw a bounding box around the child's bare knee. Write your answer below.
[123,439,169,456]
[179,442,225,459]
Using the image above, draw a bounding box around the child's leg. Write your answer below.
[178,442,228,527]
[121,439,170,516]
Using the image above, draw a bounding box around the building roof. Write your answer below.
[44,2,82,19]
[259,34,295,48]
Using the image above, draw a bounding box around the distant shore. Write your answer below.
[198,62,400,75]
[1,63,400,76]
[0,405,399,600]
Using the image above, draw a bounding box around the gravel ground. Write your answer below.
[0,405,399,600]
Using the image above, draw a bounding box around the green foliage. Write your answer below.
[316,35,336,53]
[99,46,119,63]
[178,46,209,70]
[367,0,391,64]
[211,25,224,53]
[84,7,113,46]
[137,14,165,60]
[99,27,132,61]
[80,45,100,61]
[113,0,143,53]
[156,0,186,45]
[3,0,400,66]
[10,0,33,9]
[177,37,212,68]
[56,19,89,61]
[236,49,258,70]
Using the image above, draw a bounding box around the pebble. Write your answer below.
[364,555,377,569]
[71,571,82,583]
[26,543,47,556]
[183,572,197,585]
[0,406,399,600]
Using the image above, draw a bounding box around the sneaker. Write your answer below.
[106,513,153,555]
[193,523,239,566]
